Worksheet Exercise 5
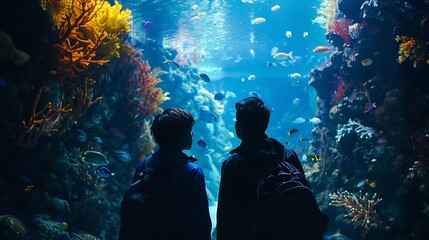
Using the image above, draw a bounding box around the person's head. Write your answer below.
[235,97,271,140]
[151,108,194,150]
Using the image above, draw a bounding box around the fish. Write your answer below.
[356,179,367,188]
[81,151,109,166]
[271,5,280,11]
[113,149,132,162]
[311,155,320,161]
[289,73,301,78]
[368,180,377,188]
[361,58,373,66]
[293,98,301,105]
[312,16,326,25]
[197,139,208,148]
[312,46,333,53]
[303,31,309,38]
[74,129,87,142]
[90,136,103,144]
[299,138,310,142]
[214,92,226,101]
[143,21,152,29]
[288,128,299,135]
[309,117,321,124]
[284,141,291,145]
[292,117,306,124]
[273,52,293,60]
[285,31,292,38]
[201,50,205,59]
[97,167,115,178]
[198,72,210,83]
[267,62,277,67]
[249,91,261,98]
[198,109,217,123]
[291,80,301,86]
[251,17,266,25]
[270,47,279,56]
[364,102,376,113]
[248,74,256,81]
[162,57,180,68]
[250,49,255,57]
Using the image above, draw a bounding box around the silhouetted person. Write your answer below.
[120,108,212,240]
[217,97,328,240]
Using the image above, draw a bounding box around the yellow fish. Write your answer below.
[311,155,320,161]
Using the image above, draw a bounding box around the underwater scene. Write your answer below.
[0,0,429,239]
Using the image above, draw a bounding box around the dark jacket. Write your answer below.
[120,149,212,240]
[216,134,313,240]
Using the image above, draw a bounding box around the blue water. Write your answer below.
[120,0,329,149]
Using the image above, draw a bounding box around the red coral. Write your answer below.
[328,16,352,45]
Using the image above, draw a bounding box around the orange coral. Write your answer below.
[396,35,429,68]
[51,0,109,80]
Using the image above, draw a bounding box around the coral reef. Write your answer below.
[335,119,375,142]
[395,35,429,68]
[329,190,382,236]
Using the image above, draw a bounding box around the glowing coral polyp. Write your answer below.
[396,35,429,68]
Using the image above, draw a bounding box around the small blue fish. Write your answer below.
[364,102,376,113]
[197,139,208,148]
[198,109,217,123]
[113,149,132,162]
[163,57,180,68]
[198,73,210,83]
[144,21,152,29]
[97,167,115,178]
[214,92,225,101]
[90,137,102,144]
[74,129,87,142]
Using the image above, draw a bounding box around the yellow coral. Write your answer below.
[41,0,72,27]
[88,0,132,59]
[396,35,429,68]
[317,0,338,30]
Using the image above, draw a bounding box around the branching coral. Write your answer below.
[41,0,72,27]
[127,54,170,120]
[18,87,73,148]
[329,190,382,235]
[335,119,376,142]
[395,35,429,68]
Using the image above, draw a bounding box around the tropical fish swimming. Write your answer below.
[273,52,293,60]
[81,151,109,166]
[163,57,180,68]
[198,72,210,83]
[251,17,266,25]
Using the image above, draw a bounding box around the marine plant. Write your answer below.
[395,35,429,68]
[329,190,382,236]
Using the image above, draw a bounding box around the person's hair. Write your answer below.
[235,97,271,135]
[151,108,194,148]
